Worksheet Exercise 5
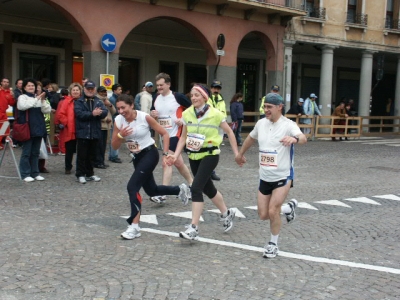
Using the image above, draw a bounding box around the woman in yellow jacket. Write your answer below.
[167,84,239,240]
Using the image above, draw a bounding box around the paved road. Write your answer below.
[0,136,399,300]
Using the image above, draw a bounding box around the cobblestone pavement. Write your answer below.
[0,136,400,300]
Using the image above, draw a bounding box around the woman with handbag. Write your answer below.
[17,78,51,182]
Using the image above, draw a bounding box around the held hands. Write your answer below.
[235,153,246,167]
[175,118,183,126]
[165,154,176,166]
[280,136,297,146]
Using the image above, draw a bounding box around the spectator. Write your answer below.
[303,93,321,135]
[17,78,51,182]
[331,101,348,141]
[230,93,244,146]
[134,85,145,111]
[140,82,154,115]
[94,86,115,169]
[108,83,123,163]
[57,83,82,174]
[74,80,108,184]
[0,77,15,150]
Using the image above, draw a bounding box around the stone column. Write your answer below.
[394,55,400,132]
[359,50,375,128]
[83,51,119,86]
[283,40,296,112]
[319,45,335,116]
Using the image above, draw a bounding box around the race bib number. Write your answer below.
[186,133,206,152]
[126,140,141,153]
[259,150,278,167]
[158,116,172,128]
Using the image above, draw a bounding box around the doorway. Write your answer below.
[19,52,57,82]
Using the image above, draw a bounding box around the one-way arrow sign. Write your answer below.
[101,33,117,52]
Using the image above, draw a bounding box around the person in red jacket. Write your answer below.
[57,83,82,174]
[0,78,15,150]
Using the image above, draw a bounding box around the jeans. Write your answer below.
[108,125,119,160]
[235,119,243,144]
[19,136,42,179]
[95,130,108,165]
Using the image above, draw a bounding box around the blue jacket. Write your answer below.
[74,95,108,139]
[17,93,52,138]
[230,102,244,121]
[303,98,321,125]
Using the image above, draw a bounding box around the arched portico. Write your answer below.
[45,0,285,97]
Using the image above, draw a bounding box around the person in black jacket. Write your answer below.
[74,80,108,184]
[287,98,305,126]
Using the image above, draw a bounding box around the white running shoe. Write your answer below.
[23,176,34,182]
[86,175,101,182]
[263,242,279,258]
[34,175,45,181]
[179,224,199,240]
[78,176,86,184]
[178,183,191,205]
[121,225,141,240]
[220,208,236,232]
[285,199,298,224]
[149,195,167,204]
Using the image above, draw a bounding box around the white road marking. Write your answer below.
[141,228,400,275]
[168,211,204,222]
[298,202,319,210]
[314,200,352,208]
[373,194,400,201]
[245,206,258,210]
[343,197,381,205]
[207,208,246,218]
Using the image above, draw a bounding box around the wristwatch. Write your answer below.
[292,136,299,143]
[163,152,169,156]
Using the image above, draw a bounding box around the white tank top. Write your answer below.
[115,111,155,150]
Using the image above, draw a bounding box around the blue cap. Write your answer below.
[265,93,284,105]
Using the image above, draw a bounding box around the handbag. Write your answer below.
[12,109,30,142]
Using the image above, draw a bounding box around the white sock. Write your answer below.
[281,203,291,214]
[131,223,140,230]
[270,234,279,245]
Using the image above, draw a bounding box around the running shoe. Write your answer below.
[86,175,101,182]
[149,195,167,204]
[23,176,35,182]
[179,224,199,240]
[34,175,45,181]
[220,208,236,232]
[178,183,191,205]
[285,199,298,224]
[78,176,86,184]
[121,225,141,240]
[263,242,279,258]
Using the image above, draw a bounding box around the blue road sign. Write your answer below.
[101,33,117,52]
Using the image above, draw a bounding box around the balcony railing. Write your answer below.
[246,0,305,10]
[306,6,326,19]
[346,12,368,26]
[385,18,400,30]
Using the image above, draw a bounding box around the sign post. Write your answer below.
[101,33,117,74]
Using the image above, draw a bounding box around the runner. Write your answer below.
[235,93,307,258]
[149,72,193,204]
[167,84,239,240]
[112,94,191,240]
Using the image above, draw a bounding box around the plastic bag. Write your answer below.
[39,138,48,160]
